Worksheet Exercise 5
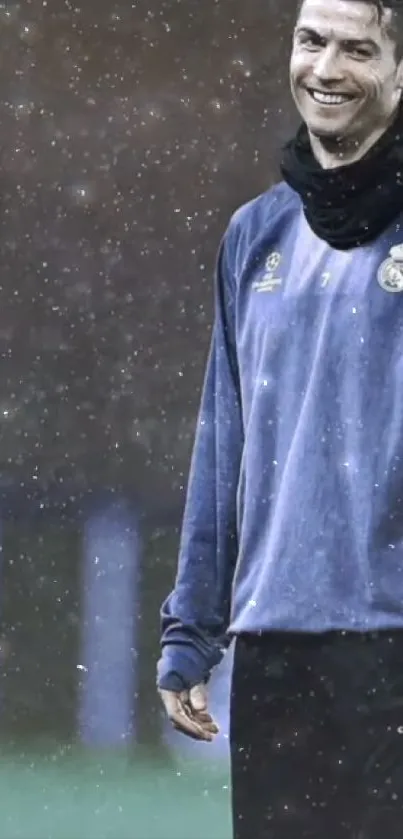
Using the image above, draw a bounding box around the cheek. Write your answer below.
[354,64,395,101]
[361,71,382,99]
[290,56,311,91]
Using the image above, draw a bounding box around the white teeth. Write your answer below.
[311,90,351,105]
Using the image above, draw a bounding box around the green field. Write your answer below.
[0,745,231,839]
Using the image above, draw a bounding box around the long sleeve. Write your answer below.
[157,227,244,691]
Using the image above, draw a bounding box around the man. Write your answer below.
[157,0,403,835]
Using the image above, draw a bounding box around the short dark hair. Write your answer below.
[296,0,403,60]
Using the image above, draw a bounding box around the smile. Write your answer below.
[308,89,355,106]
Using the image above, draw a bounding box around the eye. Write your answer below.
[352,48,372,59]
[298,34,325,51]
[344,43,374,60]
[304,38,320,50]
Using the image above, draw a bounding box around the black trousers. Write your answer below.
[230,631,403,838]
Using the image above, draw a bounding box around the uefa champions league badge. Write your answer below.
[377,244,403,293]
[252,251,283,293]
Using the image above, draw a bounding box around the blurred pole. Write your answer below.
[78,499,139,746]
[163,642,234,761]
[0,526,4,713]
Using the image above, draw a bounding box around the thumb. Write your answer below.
[189,683,208,712]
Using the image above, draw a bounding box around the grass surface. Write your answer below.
[0,745,231,839]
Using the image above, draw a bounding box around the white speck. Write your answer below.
[77,664,88,672]
[352,307,357,314]
[249,599,257,607]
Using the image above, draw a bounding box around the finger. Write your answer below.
[171,713,214,741]
[159,690,213,741]
[188,700,218,727]
[187,685,219,734]
[171,704,214,741]
[189,683,208,712]
[193,710,220,734]
[159,689,184,719]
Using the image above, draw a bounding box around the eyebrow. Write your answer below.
[295,25,380,52]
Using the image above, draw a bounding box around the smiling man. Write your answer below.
[291,0,402,161]
[157,1,403,837]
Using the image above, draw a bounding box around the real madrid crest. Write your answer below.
[378,244,403,293]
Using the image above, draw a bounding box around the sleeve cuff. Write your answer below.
[157,646,211,691]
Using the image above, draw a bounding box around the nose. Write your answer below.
[313,45,344,84]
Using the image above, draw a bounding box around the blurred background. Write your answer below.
[0,0,297,836]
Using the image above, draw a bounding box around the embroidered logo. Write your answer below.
[378,244,403,293]
[252,252,282,293]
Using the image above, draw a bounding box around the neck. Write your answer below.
[309,111,399,170]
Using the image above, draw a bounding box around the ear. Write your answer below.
[396,59,403,91]
[392,60,403,108]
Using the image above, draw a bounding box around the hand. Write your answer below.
[159,682,219,742]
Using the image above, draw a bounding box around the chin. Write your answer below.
[307,120,350,140]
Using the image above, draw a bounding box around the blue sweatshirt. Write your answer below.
[158,182,403,692]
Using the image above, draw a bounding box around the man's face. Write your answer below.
[290,0,403,142]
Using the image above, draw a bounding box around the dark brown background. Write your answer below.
[0,0,298,742]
